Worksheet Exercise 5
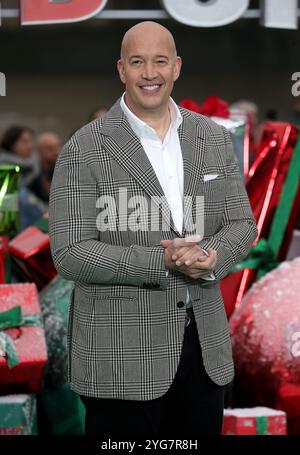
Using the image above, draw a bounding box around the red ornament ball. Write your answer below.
[230,258,300,400]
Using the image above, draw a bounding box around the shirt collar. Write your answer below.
[120,92,182,140]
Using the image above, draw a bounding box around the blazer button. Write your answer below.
[177,301,185,308]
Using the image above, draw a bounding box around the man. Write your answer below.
[49,22,258,436]
[32,132,61,203]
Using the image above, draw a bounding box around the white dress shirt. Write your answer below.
[120,93,215,307]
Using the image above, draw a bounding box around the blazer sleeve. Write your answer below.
[49,136,168,289]
[198,126,258,282]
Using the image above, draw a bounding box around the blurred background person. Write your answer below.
[0,125,46,230]
[31,132,61,203]
[230,99,261,164]
[88,105,107,122]
[69,106,108,138]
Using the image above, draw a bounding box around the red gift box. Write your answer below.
[222,407,287,435]
[0,236,9,284]
[221,122,300,318]
[0,283,47,393]
[9,226,57,289]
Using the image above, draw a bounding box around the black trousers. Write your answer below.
[79,308,225,437]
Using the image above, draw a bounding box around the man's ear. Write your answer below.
[173,56,182,82]
[117,59,126,84]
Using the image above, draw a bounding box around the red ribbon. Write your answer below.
[180,95,230,118]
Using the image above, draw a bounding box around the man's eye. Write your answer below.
[132,60,141,65]
[157,60,167,64]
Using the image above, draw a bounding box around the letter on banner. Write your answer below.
[261,0,298,29]
[161,0,250,27]
[20,0,107,25]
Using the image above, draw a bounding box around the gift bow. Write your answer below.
[0,306,42,368]
[180,95,230,118]
[231,238,280,280]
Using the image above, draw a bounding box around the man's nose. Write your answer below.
[142,62,157,80]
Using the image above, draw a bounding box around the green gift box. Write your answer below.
[38,275,85,435]
[0,394,37,435]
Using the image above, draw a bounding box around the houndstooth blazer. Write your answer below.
[49,97,258,401]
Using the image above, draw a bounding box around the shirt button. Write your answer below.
[177,301,185,308]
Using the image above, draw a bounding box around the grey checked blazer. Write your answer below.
[49,98,258,400]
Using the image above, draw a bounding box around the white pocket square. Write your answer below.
[203,174,219,182]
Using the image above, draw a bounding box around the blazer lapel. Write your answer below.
[178,107,206,237]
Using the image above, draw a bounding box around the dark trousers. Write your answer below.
[79,308,225,437]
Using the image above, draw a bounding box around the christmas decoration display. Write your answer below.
[222,407,287,435]
[0,236,10,284]
[0,283,48,394]
[0,394,37,435]
[222,123,300,317]
[230,257,300,434]
[38,274,85,435]
[180,96,249,177]
[8,225,57,289]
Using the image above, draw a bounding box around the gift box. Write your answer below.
[0,283,48,393]
[211,111,249,179]
[221,122,300,317]
[179,96,250,178]
[39,274,74,387]
[0,165,20,239]
[37,275,85,435]
[0,394,37,435]
[8,225,57,289]
[222,407,287,435]
[0,235,10,284]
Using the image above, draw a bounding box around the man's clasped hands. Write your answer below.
[160,235,217,279]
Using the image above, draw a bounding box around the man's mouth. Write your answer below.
[139,84,162,94]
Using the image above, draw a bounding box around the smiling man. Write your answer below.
[49,21,258,437]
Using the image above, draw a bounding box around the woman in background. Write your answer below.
[0,126,46,230]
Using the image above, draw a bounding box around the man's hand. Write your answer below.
[160,236,217,279]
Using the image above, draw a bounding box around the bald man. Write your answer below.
[31,132,61,202]
[49,22,258,436]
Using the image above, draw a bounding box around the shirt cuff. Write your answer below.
[200,247,216,280]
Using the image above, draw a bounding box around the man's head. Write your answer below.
[36,132,61,167]
[117,21,182,117]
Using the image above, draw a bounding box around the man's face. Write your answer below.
[117,33,182,115]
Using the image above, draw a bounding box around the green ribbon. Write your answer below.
[231,237,280,280]
[256,416,269,435]
[231,133,300,280]
[0,306,43,368]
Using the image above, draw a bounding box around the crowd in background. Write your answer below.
[0,105,108,230]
